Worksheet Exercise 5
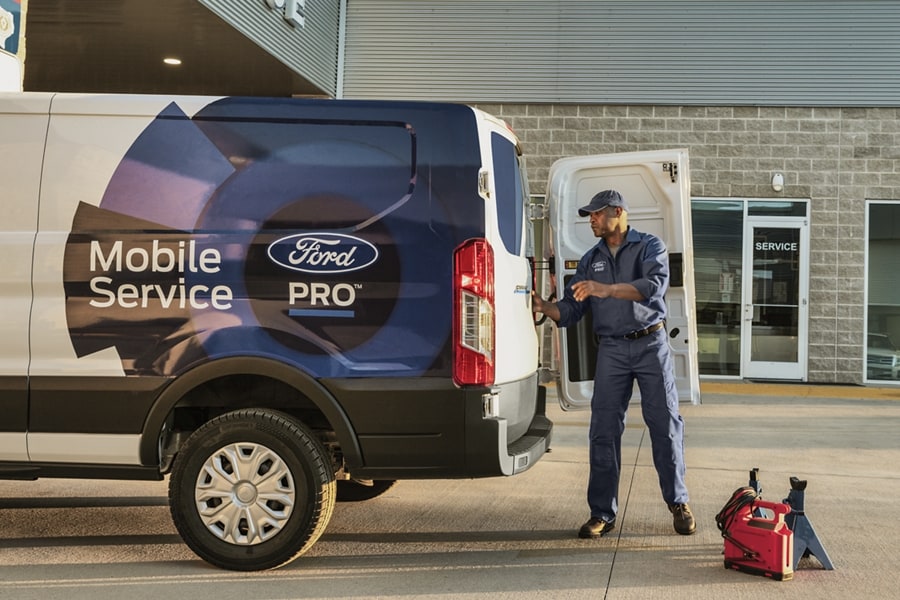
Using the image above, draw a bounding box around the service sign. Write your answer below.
[753,230,800,259]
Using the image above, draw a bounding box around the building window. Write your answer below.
[866,202,900,383]
[691,200,744,376]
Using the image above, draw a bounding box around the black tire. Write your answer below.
[168,409,335,571]
[336,479,397,502]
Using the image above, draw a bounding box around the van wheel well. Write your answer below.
[159,374,340,475]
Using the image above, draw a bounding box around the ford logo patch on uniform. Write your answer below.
[268,233,379,274]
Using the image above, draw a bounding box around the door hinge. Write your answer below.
[478,169,491,199]
[529,202,548,221]
[662,162,678,183]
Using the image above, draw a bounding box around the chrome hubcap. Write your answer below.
[195,442,296,545]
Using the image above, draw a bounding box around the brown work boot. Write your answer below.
[669,503,696,535]
[578,517,616,539]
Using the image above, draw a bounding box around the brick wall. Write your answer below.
[476,103,900,384]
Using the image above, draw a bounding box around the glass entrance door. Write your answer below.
[741,217,809,380]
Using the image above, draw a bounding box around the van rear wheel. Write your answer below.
[168,409,335,571]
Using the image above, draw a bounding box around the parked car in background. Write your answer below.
[867,332,900,380]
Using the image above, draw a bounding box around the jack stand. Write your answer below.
[783,477,835,570]
[749,468,765,517]
[748,467,762,495]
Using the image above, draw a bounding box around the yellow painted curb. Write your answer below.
[700,381,900,400]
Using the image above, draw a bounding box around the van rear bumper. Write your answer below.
[320,373,552,479]
[466,375,553,477]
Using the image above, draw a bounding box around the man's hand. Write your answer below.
[531,291,560,321]
[572,280,611,301]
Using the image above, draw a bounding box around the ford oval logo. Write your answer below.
[267,233,380,274]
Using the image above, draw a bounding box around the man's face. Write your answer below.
[588,206,616,238]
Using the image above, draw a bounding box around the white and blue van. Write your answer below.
[0,92,698,571]
[0,93,548,570]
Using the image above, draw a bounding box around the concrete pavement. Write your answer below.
[0,380,898,599]
[550,379,900,599]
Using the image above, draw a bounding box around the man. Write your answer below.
[532,189,695,538]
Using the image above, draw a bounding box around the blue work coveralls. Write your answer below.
[555,226,689,523]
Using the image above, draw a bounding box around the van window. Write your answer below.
[491,132,524,255]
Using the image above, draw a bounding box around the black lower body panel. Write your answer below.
[320,373,551,479]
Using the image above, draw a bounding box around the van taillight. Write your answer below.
[453,238,495,386]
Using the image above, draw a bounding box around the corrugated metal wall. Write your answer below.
[343,0,900,105]
[199,0,340,96]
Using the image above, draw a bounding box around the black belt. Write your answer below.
[596,321,665,342]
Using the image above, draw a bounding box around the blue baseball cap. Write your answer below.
[578,190,629,216]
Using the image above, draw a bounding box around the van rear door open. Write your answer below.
[544,149,700,408]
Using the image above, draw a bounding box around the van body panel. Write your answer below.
[34,95,485,382]
[0,94,49,442]
[0,92,547,481]
[322,371,545,477]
